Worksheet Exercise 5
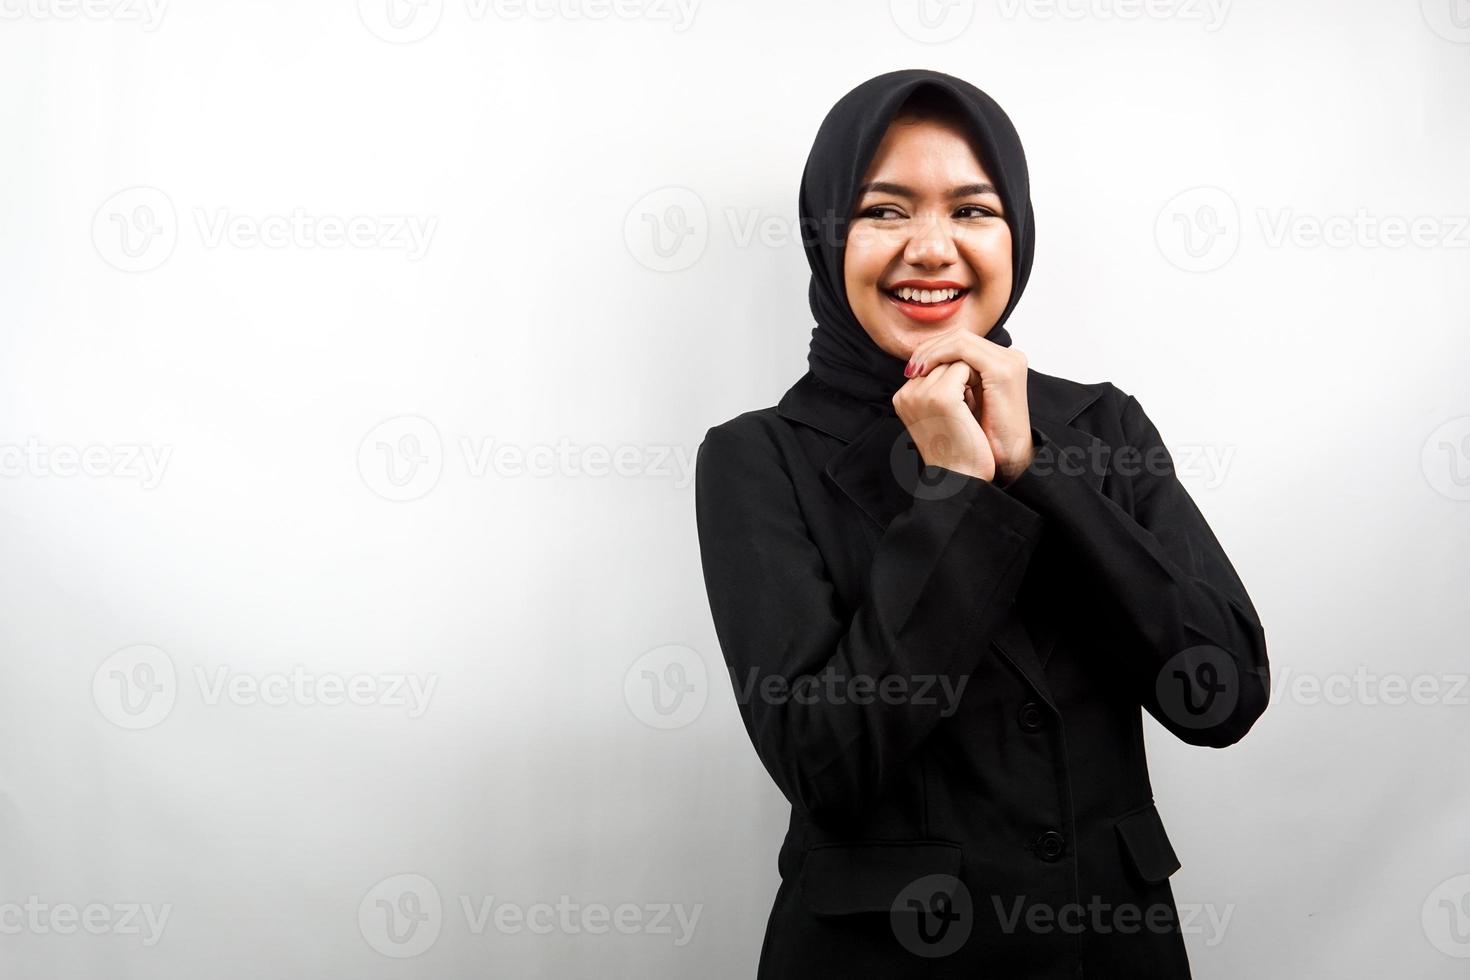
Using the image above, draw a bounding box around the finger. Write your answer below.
[929,359,973,401]
[910,332,1006,382]
[907,326,966,368]
[912,359,957,391]
[906,328,970,371]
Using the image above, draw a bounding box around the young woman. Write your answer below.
[693,68,1270,978]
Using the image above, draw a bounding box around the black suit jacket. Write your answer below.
[694,368,1270,978]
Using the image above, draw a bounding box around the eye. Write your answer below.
[860,205,904,220]
[957,205,1001,219]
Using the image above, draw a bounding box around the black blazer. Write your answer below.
[694,368,1270,979]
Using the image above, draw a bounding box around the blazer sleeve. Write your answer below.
[694,420,1045,825]
[1000,389,1270,747]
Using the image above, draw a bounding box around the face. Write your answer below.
[843,115,1014,361]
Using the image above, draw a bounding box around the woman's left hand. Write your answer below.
[905,328,1035,485]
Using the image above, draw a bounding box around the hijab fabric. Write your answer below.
[800,69,1035,405]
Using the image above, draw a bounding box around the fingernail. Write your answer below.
[903,362,914,377]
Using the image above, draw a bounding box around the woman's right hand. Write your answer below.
[892,360,996,483]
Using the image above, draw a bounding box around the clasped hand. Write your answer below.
[891,328,1035,485]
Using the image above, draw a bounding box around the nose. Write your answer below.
[902,212,958,268]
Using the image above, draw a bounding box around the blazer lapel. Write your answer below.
[777,367,1114,688]
[824,412,926,531]
[777,369,1111,535]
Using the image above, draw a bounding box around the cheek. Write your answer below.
[963,232,1013,287]
[843,240,885,289]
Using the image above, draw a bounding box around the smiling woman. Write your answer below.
[694,68,1270,979]
[844,87,1014,351]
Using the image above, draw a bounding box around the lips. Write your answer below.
[883,283,971,324]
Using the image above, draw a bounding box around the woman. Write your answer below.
[693,68,1270,978]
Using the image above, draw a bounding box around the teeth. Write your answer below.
[893,287,962,304]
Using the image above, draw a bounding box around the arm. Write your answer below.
[1001,390,1270,747]
[694,421,1045,826]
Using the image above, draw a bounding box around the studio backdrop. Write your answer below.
[1,1,1467,977]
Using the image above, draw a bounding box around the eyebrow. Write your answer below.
[855,181,999,199]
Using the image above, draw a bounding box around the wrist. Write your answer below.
[998,444,1036,487]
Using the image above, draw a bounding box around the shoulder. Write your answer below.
[696,405,788,478]
[1026,367,1163,446]
[1027,366,1128,423]
[700,405,783,449]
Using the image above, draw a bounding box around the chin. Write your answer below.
[886,315,984,346]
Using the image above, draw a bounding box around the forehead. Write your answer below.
[860,117,993,185]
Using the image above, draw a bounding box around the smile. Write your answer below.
[882,282,971,323]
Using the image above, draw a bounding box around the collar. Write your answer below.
[776,368,1112,532]
[777,367,1105,441]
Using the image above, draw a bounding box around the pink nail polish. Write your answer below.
[904,362,914,377]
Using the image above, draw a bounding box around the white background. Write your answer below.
[2,0,1468,976]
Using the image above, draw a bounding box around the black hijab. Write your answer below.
[799,69,1035,405]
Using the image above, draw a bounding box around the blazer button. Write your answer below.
[1018,700,1046,732]
[1036,830,1066,862]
